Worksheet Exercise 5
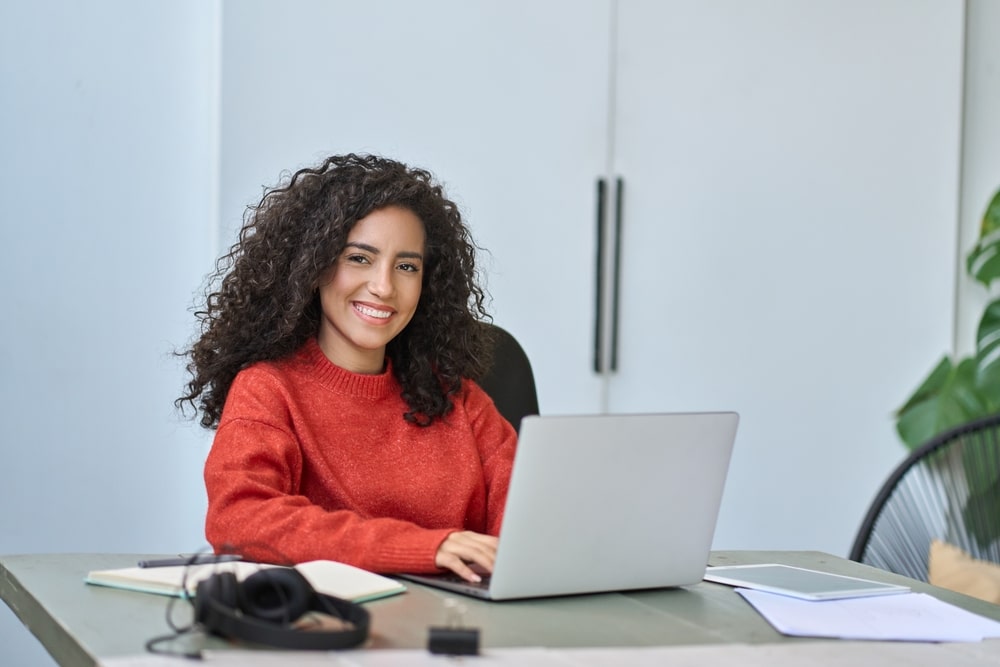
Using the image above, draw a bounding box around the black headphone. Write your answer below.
[194,567,370,650]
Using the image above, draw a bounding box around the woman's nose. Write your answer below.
[367,264,395,298]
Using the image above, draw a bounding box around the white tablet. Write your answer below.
[703,564,911,601]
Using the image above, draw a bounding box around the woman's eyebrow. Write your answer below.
[345,241,423,261]
[345,241,379,254]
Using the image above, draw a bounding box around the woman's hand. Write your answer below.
[435,531,498,582]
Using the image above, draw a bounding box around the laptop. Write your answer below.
[399,411,739,600]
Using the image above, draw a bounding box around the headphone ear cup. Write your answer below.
[194,571,240,627]
[237,568,313,624]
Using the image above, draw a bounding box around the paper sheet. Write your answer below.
[736,589,1000,642]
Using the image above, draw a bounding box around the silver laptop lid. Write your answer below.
[487,411,738,600]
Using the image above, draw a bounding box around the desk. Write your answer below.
[4,551,1000,666]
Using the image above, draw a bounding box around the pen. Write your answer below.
[137,554,243,568]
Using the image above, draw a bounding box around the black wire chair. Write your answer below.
[849,413,1000,581]
[476,323,540,431]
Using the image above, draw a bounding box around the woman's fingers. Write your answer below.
[435,531,499,582]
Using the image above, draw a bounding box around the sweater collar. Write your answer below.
[299,337,398,400]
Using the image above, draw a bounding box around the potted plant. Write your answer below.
[894,188,1000,549]
[895,187,1000,450]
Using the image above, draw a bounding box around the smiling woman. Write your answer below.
[175,154,516,583]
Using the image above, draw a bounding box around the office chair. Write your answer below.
[849,413,1000,581]
[476,323,539,430]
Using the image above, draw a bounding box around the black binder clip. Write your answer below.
[428,598,480,656]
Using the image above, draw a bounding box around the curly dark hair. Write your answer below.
[176,153,493,429]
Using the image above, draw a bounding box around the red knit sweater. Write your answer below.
[203,337,517,574]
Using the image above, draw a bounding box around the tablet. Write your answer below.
[703,564,911,601]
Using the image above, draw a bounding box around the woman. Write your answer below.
[177,154,516,583]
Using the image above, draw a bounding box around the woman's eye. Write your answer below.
[398,262,421,273]
[345,254,370,264]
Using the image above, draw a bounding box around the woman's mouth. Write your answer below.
[354,303,393,320]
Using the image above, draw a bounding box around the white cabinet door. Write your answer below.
[220,0,613,413]
[607,0,964,553]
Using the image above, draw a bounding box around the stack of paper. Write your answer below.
[737,589,1000,642]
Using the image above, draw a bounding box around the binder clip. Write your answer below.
[428,598,480,656]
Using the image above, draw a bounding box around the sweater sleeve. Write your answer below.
[462,381,519,536]
[204,371,453,574]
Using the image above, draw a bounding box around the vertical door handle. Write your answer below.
[610,177,623,372]
[593,178,607,374]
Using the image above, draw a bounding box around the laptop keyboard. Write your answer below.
[438,573,492,590]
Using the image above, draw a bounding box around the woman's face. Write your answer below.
[317,206,426,374]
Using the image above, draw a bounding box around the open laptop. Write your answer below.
[399,411,739,600]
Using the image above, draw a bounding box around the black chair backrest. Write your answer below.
[849,413,1000,580]
[476,323,539,430]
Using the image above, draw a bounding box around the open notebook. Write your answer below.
[85,559,406,603]
[400,411,739,600]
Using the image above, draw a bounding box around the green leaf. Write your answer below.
[975,298,1000,407]
[967,189,1000,287]
[895,357,989,450]
[898,356,953,413]
[982,188,1000,237]
[950,358,991,416]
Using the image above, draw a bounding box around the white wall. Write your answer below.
[0,2,219,664]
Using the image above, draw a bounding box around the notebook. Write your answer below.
[399,411,739,600]
[85,559,407,603]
